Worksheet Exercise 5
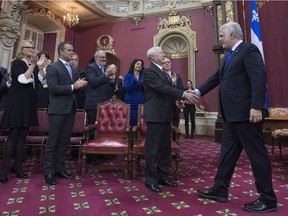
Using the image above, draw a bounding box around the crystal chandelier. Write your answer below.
[63,6,79,28]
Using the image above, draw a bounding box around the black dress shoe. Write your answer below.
[243,199,277,213]
[55,171,75,179]
[197,188,228,202]
[10,167,29,178]
[145,183,162,193]
[44,174,57,185]
[158,179,177,187]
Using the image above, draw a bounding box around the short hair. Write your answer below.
[57,41,73,55]
[128,58,144,74]
[147,46,161,61]
[94,50,106,58]
[36,51,50,59]
[220,22,243,39]
[16,39,35,59]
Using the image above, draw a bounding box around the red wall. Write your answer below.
[71,9,218,112]
[239,1,288,107]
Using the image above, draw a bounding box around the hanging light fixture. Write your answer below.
[63,6,79,28]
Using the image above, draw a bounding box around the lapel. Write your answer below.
[58,60,73,82]
[221,42,244,77]
[152,63,171,85]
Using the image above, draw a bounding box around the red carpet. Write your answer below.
[0,136,287,215]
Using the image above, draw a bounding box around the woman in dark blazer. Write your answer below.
[0,40,45,183]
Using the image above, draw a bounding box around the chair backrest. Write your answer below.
[72,109,87,134]
[96,98,130,135]
[29,108,49,133]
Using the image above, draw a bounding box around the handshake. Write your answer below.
[176,90,199,109]
[183,90,199,104]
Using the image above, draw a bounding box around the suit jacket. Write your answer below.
[143,63,184,123]
[84,63,114,110]
[46,60,79,114]
[198,42,267,121]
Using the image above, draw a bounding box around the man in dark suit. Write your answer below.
[44,41,87,185]
[162,57,185,141]
[195,22,277,213]
[84,50,115,131]
[143,46,198,193]
[0,66,10,110]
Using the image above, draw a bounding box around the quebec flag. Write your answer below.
[250,0,269,107]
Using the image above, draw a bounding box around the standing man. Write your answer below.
[162,57,185,141]
[70,52,85,109]
[143,46,198,193]
[84,50,115,132]
[196,22,277,213]
[44,41,87,185]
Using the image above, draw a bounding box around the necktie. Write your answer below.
[65,63,72,79]
[101,67,105,74]
[224,50,233,68]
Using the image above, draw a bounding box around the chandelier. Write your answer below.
[63,6,79,28]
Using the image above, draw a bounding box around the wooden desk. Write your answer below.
[263,117,288,145]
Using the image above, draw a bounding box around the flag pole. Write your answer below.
[242,0,248,42]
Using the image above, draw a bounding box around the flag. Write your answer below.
[250,0,269,108]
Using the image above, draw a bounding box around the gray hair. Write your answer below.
[94,50,106,58]
[147,46,161,61]
[220,22,243,39]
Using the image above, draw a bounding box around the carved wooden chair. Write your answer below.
[131,105,181,180]
[25,108,49,168]
[68,109,89,170]
[268,107,288,157]
[81,97,132,179]
[0,110,8,159]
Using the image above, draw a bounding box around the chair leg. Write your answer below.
[81,151,87,177]
[271,137,275,155]
[124,156,128,179]
[279,140,282,158]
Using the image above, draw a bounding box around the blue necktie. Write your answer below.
[101,67,105,74]
[65,63,72,78]
[224,50,233,66]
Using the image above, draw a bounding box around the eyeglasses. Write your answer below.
[22,46,35,49]
[163,61,171,64]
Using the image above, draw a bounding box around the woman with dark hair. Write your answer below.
[183,80,196,139]
[0,40,45,183]
[124,58,145,126]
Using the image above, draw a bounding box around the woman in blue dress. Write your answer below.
[124,59,144,126]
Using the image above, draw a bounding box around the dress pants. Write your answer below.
[44,109,75,175]
[144,122,171,185]
[213,120,277,203]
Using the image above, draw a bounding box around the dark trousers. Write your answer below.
[85,109,97,140]
[44,109,75,175]
[183,105,196,137]
[0,127,29,179]
[213,120,277,203]
[144,122,171,185]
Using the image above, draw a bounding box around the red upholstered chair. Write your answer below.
[0,110,8,159]
[25,108,49,168]
[132,105,181,180]
[68,109,88,170]
[81,97,132,179]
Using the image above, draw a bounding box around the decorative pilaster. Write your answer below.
[0,0,27,68]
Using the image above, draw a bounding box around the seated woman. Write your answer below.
[124,59,145,126]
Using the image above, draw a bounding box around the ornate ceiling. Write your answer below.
[28,0,212,27]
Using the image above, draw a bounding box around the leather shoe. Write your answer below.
[44,174,57,185]
[243,199,277,213]
[145,183,162,193]
[197,188,228,202]
[55,171,75,179]
[158,179,177,187]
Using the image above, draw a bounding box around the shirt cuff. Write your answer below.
[194,89,201,97]
[18,74,33,84]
